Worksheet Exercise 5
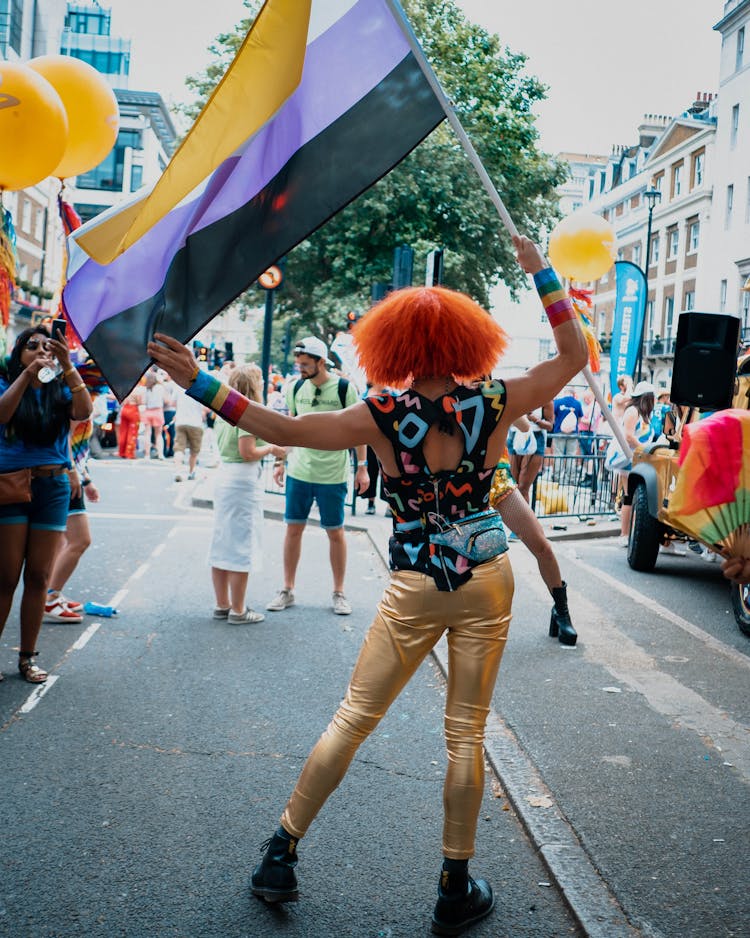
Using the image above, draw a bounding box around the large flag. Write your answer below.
[610,260,648,398]
[63,0,445,399]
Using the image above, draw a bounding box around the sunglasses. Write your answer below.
[310,387,323,407]
[24,339,47,351]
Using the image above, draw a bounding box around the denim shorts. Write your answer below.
[0,474,71,531]
[285,477,348,529]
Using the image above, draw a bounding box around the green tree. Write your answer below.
[183,0,565,348]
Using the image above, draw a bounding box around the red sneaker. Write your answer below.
[43,600,83,623]
[57,593,83,612]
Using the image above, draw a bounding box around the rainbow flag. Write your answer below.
[63,0,445,399]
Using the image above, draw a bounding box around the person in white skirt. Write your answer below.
[210,365,285,624]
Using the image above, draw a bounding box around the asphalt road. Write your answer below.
[1,458,748,938]
[1,459,582,938]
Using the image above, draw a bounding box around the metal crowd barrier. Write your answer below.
[530,432,619,519]
[262,436,620,521]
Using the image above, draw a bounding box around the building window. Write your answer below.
[720,279,728,312]
[651,234,660,266]
[70,48,130,76]
[8,0,23,53]
[652,173,664,194]
[731,104,740,148]
[76,129,143,192]
[646,300,654,337]
[727,184,734,228]
[738,26,745,71]
[668,229,679,259]
[664,296,674,336]
[746,177,750,223]
[692,152,704,188]
[672,164,683,197]
[633,242,642,267]
[684,291,695,311]
[688,221,700,253]
[34,208,44,242]
[742,285,750,333]
[21,199,31,233]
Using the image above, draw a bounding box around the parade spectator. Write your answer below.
[117,386,142,459]
[0,327,92,683]
[88,389,109,459]
[44,416,100,623]
[209,364,285,624]
[507,401,552,502]
[577,388,601,487]
[619,381,656,546]
[142,368,165,459]
[650,389,671,437]
[173,382,207,482]
[551,387,582,480]
[161,375,179,458]
[266,337,369,616]
[148,235,587,935]
[612,374,633,422]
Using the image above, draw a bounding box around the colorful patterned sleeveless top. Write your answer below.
[364,380,507,591]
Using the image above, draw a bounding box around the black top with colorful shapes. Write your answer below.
[364,380,507,591]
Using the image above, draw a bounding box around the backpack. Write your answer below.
[290,377,349,415]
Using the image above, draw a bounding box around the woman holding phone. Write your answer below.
[0,325,92,683]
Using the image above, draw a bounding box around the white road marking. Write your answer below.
[560,546,750,671]
[71,623,101,650]
[18,675,59,714]
[130,563,150,582]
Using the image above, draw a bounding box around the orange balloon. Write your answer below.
[0,61,68,190]
[28,55,119,179]
[548,211,617,282]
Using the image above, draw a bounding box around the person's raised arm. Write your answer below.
[147,335,378,452]
[502,237,588,423]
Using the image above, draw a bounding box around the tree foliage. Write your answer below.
[182,0,565,350]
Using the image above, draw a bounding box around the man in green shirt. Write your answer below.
[267,337,369,615]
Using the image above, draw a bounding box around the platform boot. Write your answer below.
[549,581,577,646]
[431,858,495,936]
[250,826,299,903]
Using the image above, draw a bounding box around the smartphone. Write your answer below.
[52,318,67,341]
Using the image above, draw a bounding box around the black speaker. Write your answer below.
[670,312,740,410]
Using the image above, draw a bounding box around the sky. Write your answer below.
[106,0,724,156]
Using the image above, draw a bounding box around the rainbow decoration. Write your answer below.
[0,204,17,337]
[664,409,750,560]
[568,285,601,374]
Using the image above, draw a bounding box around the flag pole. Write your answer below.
[385,0,632,459]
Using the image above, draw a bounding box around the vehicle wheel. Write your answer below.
[731,582,750,637]
[627,482,663,571]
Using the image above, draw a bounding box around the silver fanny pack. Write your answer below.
[428,509,508,563]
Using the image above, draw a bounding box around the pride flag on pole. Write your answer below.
[62,0,445,399]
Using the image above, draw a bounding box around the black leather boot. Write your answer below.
[250,826,299,903]
[549,581,577,646]
[431,864,495,936]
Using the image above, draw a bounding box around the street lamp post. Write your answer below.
[635,187,662,381]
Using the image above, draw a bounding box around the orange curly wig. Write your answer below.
[351,286,509,386]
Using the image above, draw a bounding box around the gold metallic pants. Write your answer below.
[281,554,514,858]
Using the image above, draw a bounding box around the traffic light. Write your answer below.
[346,310,360,331]
[280,333,290,355]
[425,248,444,286]
[393,244,414,290]
[193,342,208,364]
[224,341,234,362]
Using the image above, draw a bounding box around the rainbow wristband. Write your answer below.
[534,268,577,328]
[186,370,249,426]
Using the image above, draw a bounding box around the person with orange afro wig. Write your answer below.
[148,235,588,935]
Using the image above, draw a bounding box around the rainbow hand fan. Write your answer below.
[664,409,750,560]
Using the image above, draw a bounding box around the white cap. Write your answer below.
[632,381,655,397]
[294,336,333,365]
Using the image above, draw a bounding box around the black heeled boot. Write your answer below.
[250,826,299,903]
[431,859,495,936]
[549,581,577,646]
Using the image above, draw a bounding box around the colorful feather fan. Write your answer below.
[568,286,601,373]
[664,409,750,561]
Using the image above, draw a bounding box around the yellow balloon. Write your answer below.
[0,61,68,190]
[28,55,119,179]
[548,211,617,282]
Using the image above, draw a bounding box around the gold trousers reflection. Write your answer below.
[281,553,514,859]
